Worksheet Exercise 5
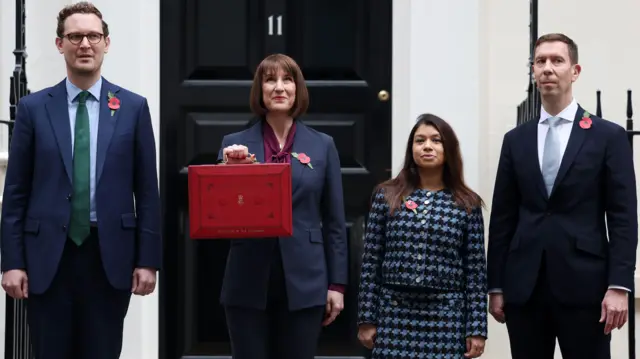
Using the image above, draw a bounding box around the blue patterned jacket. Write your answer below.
[357,187,488,338]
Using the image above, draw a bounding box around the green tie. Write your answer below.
[69,91,91,246]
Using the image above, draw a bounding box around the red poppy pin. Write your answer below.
[291,152,313,169]
[402,196,418,214]
[107,91,120,116]
[579,110,592,129]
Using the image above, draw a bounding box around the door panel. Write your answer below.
[286,0,363,81]
[160,0,391,357]
[284,0,392,217]
[187,0,265,81]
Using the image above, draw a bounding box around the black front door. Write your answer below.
[159,0,392,358]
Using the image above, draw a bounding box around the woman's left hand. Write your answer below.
[464,335,485,358]
[322,290,344,326]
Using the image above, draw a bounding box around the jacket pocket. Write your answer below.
[308,228,323,243]
[121,213,137,229]
[23,218,40,234]
[575,236,606,259]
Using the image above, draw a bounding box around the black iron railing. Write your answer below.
[622,88,637,359]
[594,88,637,359]
[516,0,540,126]
[2,0,32,358]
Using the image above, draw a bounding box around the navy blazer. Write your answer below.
[488,106,638,306]
[0,78,162,294]
[216,120,348,311]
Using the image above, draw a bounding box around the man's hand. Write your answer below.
[464,336,486,358]
[131,267,156,296]
[357,323,377,349]
[489,293,506,323]
[1,269,28,299]
[322,290,344,326]
[600,288,628,334]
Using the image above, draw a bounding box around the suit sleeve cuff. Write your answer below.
[608,285,631,292]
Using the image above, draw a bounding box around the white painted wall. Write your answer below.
[392,0,481,193]
[0,0,639,358]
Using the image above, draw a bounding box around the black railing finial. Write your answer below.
[627,89,633,119]
[626,90,633,132]
[596,89,602,118]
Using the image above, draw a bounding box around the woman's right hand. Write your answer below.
[357,323,377,349]
[221,144,254,164]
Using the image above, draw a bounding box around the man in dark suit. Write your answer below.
[0,2,161,358]
[488,33,637,359]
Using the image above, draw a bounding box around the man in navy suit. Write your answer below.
[488,33,637,359]
[0,2,161,358]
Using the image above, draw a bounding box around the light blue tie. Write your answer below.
[541,116,563,196]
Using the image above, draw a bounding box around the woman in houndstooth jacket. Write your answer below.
[356,113,488,359]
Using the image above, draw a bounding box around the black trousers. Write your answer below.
[224,242,325,359]
[27,228,132,359]
[504,254,611,359]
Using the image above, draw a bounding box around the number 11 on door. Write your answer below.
[268,15,283,36]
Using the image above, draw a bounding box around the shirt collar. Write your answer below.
[539,98,578,123]
[66,77,102,103]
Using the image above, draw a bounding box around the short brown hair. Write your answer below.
[535,33,578,64]
[56,2,109,38]
[249,54,309,118]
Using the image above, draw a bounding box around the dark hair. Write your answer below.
[377,113,483,214]
[535,33,578,64]
[56,1,109,38]
[249,54,309,118]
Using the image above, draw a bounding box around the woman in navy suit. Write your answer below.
[216,54,348,359]
[356,114,488,358]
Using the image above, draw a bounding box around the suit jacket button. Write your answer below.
[62,225,67,232]
[67,194,72,200]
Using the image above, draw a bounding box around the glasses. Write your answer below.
[63,33,104,45]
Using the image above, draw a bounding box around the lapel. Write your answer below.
[550,106,588,196]
[46,80,73,183]
[525,120,548,199]
[96,78,121,185]
[290,122,308,194]
[244,120,265,163]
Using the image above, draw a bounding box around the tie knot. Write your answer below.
[546,116,563,127]
[76,91,90,105]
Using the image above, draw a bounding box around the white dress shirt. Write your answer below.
[489,98,629,293]
[537,98,578,168]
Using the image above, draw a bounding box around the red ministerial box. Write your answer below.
[188,163,293,239]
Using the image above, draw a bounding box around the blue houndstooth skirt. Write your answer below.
[371,286,467,359]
